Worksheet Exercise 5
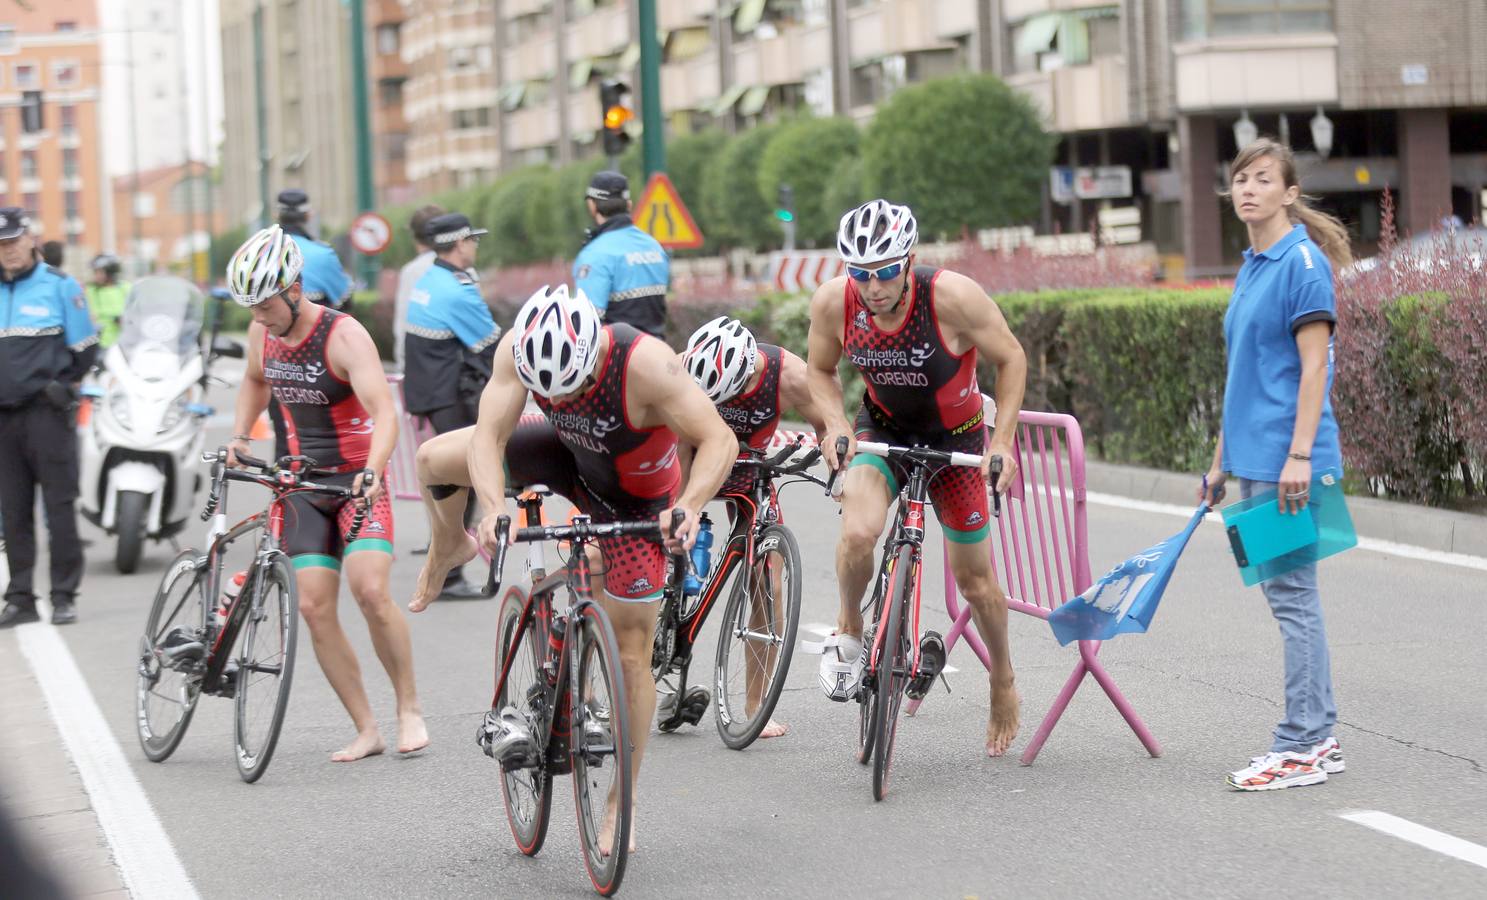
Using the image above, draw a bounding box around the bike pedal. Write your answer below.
[213,661,241,698]
[678,687,710,726]
[906,631,946,701]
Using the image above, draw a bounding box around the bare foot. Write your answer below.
[331,730,386,762]
[396,711,430,754]
[597,799,638,857]
[409,533,479,612]
[758,718,790,739]
[985,677,1021,757]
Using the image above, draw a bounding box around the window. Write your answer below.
[378,79,403,108]
[53,60,80,88]
[0,27,15,54]
[65,190,80,218]
[1011,7,1120,73]
[22,192,39,215]
[376,24,399,55]
[60,104,77,136]
[451,107,491,130]
[15,62,36,89]
[1181,0,1332,40]
[134,193,156,218]
[56,21,78,32]
[62,147,79,178]
[20,149,37,179]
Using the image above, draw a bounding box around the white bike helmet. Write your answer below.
[226,225,304,307]
[836,199,918,265]
[512,285,602,398]
[684,317,757,403]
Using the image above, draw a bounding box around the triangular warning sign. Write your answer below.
[632,173,704,249]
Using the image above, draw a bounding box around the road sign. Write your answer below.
[768,251,844,293]
[349,211,392,255]
[632,173,703,249]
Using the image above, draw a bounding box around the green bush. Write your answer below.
[757,117,860,247]
[822,156,868,231]
[700,123,781,250]
[483,167,554,267]
[521,167,567,261]
[666,130,729,251]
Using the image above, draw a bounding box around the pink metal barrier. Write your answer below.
[385,374,435,502]
[911,405,1162,765]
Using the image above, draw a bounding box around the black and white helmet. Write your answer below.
[683,316,757,403]
[226,225,304,307]
[511,285,602,398]
[836,199,918,265]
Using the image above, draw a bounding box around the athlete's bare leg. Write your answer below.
[945,539,1020,757]
[834,465,893,638]
[296,566,385,761]
[596,567,659,856]
[410,426,479,612]
[345,551,429,753]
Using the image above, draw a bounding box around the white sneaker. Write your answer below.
[1303,736,1346,774]
[1226,750,1328,791]
[805,632,864,702]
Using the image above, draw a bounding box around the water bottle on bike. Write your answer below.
[682,512,714,596]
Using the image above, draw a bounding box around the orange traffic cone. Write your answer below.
[250,411,273,440]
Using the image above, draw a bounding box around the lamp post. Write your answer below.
[1232,109,1257,150]
[1310,106,1334,160]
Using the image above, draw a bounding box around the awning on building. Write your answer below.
[618,42,640,70]
[499,81,526,112]
[735,0,768,35]
[1015,13,1061,57]
[711,83,748,115]
[738,84,770,117]
[570,58,593,91]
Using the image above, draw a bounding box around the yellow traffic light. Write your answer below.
[604,104,632,131]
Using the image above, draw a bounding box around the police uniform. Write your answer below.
[573,172,670,338]
[402,213,502,432]
[0,208,98,627]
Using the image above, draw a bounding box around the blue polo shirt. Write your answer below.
[1221,223,1342,482]
[287,232,352,308]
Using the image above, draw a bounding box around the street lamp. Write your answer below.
[1232,109,1257,150]
[1310,106,1334,160]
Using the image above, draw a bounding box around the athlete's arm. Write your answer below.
[805,278,852,468]
[778,348,828,440]
[936,270,1027,492]
[628,337,734,551]
[469,333,529,554]
[329,318,399,501]
[228,322,271,468]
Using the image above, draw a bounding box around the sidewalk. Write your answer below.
[0,629,128,899]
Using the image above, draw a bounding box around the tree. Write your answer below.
[481,167,553,266]
[861,74,1054,238]
[665,129,728,251]
[556,156,610,257]
[821,156,868,241]
[757,116,860,247]
[521,167,566,260]
[700,123,780,250]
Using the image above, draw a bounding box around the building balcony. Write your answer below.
[658,0,715,31]
[1003,0,1116,19]
[732,21,830,90]
[567,5,630,63]
[507,104,561,151]
[503,0,549,19]
[508,33,557,83]
[849,0,956,64]
[1007,54,1129,133]
[932,0,977,40]
[660,52,719,112]
[567,87,602,137]
[375,55,409,81]
[1173,33,1338,111]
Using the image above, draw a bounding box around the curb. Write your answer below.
[1084,459,1487,557]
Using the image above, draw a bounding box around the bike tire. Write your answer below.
[570,603,631,896]
[233,553,299,783]
[713,524,802,750]
[115,490,149,574]
[856,539,896,766]
[136,550,206,762]
[495,586,552,857]
[871,545,914,802]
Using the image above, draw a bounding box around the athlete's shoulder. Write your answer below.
[809,274,849,310]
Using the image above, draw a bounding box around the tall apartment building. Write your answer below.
[219,0,356,232]
[0,1,105,275]
[371,0,415,206]
[419,0,1484,276]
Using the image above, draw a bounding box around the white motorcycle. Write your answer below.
[80,278,243,573]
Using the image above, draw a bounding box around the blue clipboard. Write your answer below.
[1220,469,1358,586]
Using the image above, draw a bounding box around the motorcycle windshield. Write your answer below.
[116,277,205,368]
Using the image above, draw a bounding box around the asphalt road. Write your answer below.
[8,384,1487,899]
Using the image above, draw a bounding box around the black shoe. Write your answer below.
[50,598,77,626]
[657,685,710,732]
[0,602,41,629]
[439,577,487,600]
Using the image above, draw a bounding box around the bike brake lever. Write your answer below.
[990,455,1003,518]
[824,436,850,498]
[485,515,512,596]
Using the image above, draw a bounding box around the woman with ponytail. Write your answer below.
[1198,137,1352,791]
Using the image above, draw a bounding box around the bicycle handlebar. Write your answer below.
[853,441,1005,517]
[200,446,372,537]
[485,508,686,598]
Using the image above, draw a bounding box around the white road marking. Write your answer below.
[1338,810,1487,870]
[17,607,200,900]
[1086,491,1487,573]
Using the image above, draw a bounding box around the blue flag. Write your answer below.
[1047,504,1208,646]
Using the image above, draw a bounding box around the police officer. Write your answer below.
[277,188,352,309]
[573,171,670,337]
[85,253,129,348]
[0,208,97,628]
[403,212,501,599]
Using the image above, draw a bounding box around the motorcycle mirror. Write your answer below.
[210,336,246,360]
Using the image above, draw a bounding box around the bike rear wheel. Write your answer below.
[496,586,552,857]
[233,553,299,783]
[570,604,631,896]
[136,550,207,762]
[714,524,802,750]
[856,541,896,765]
[871,545,914,801]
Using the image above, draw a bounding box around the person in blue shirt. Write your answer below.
[1198,138,1355,792]
[0,207,98,628]
[278,188,352,309]
[573,171,670,338]
[403,212,502,599]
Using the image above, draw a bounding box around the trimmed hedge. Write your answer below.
[211,290,392,358]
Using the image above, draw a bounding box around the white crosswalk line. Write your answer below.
[1338,810,1487,870]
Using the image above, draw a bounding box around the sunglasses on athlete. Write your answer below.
[846,258,908,283]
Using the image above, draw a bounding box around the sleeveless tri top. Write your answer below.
[533,324,680,503]
[261,306,372,472]
[716,343,783,452]
[843,265,981,437]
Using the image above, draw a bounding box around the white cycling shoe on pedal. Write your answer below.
[804,632,865,702]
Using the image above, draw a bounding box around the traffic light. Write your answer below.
[775,184,795,223]
[20,91,43,134]
[599,79,632,158]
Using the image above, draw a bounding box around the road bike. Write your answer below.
[651,435,836,748]
[479,488,683,896]
[134,448,367,783]
[851,441,1000,801]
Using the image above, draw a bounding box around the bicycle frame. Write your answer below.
[865,464,930,690]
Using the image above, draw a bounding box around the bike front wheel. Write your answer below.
[871,545,914,801]
[495,586,552,857]
[136,550,207,762]
[232,553,299,783]
[714,524,803,750]
[570,603,631,896]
